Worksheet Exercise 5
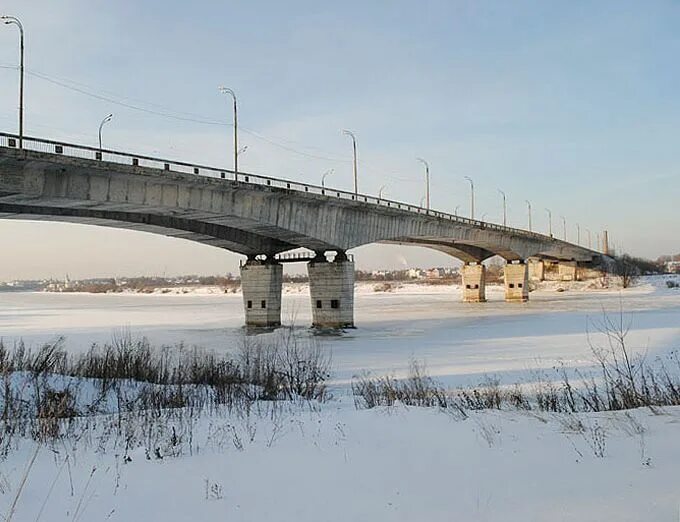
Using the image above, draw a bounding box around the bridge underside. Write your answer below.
[1,199,601,267]
[383,238,516,263]
[0,201,589,265]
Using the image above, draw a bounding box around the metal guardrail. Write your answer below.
[273,251,356,263]
[275,251,317,263]
[0,131,595,251]
[237,251,355,265]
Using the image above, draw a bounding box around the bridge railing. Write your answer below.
[0,132,586,248]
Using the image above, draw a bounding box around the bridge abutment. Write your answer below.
[558,261,579,281]
[240,260,283,327]
[504,261,529,302]
[462,263,486,302]
[307,253,355,328]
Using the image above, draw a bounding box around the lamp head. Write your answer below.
[1,16,20,27]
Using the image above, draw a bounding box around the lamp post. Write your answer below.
[454,204,460,217]
[545,208,552,237]
[98,113,113,156]
[321,168,334,188]
[561,216,567,241]
[586,228,592,249]
[2,16,24,149]
[525,200,532,231]
[464,176,474,220]
[342,130,358,194]
[416,158,430,210]
[497,189,507,226]
[378,184,387,199]
[218,87,238,175]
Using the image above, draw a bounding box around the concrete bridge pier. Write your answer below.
[528,259,545,282]
[558,261,579,281]
[462,263,486,302]
[504,260,529,302]
[307,252,355,328]
[240,258,283,327]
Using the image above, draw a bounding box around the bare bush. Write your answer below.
[0,328,331,456]
[352,360,449,409]
[457,377,503,410]
[584,422,607,458]
[352,306,680,417]
[237,329,330,401]
[608,255,640,288]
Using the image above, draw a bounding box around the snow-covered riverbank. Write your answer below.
[2,399,678,521]
[0,275,679,520]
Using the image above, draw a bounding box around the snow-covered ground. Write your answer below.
[2,400,680,521]
[0,275,679,521]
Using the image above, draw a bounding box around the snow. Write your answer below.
[2,276,679,388]
[0,275,679,520]
[2,400,680,521]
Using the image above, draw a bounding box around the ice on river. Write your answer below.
[1,276,679,387]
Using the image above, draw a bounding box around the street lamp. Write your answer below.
[2,16,24,149]
[545,208,552,237]
[321,168,334,188]
[525,200,532,231]
[416,158,430,210]
[464,176,474,220]
[342,130,358,194]
[454,204,460,217]
[98,113,113,155]
[218,86,238,175]
[497,189,507,226]
[561,216,567,241]
[378,184,387,199]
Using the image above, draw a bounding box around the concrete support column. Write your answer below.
[240,260,283,327]
[307,254,355,328]
[462,263,486,302]
[504,261,529,302]
[528,259,545,282]
[558,261,578,281]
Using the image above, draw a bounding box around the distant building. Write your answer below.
[407,268,424,279]
[666,260,680,273]
[425,268,444,279]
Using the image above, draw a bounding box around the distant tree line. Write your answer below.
[607,254,666,289]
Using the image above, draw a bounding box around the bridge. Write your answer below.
[0,132,606,328]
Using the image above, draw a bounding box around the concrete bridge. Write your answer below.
[0,132,606,328]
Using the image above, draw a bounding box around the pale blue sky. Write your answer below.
[1,1,679,279]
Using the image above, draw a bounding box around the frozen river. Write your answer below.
[1,277,679,387]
